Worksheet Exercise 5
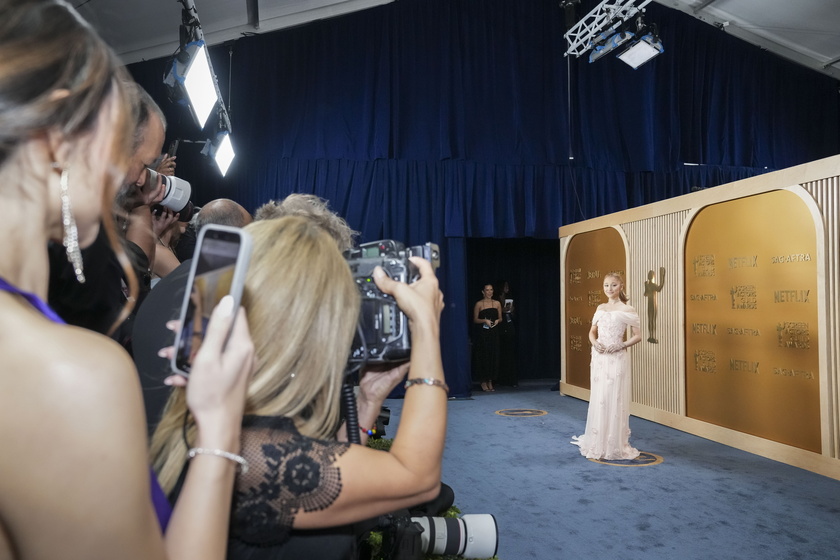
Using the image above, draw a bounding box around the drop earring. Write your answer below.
[55,164,86,283]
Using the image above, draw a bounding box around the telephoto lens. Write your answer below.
[412,514,498,558]
[147,168,194,221]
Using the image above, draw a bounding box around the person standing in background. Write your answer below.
[495,280,518,387]
[472,283,501,392]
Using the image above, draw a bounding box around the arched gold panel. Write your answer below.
[684,190,820,452]
[564,228,626,389]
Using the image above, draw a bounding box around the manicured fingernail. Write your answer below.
[157,348,167,358]
[166,320,177,331]
[217,294,234,317]
[163,377,174,386]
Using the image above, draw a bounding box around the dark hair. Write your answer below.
[0,0,136,333]
[126,82,166,153]
[0,0,131,167]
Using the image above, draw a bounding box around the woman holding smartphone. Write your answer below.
[152,216,447,559]
[0,1,254,558]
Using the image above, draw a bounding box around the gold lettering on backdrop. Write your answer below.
[588,291,602,307]
[776,322,810,349]
[771,253,812,264]
[588,270,601,279]
[773,290,810,303]
[570,268,582,284]
[729,256,758,269]
[569,295,583,302]
[683,190,820,453]
[727,327,761,336]
[692,323,717,335]
[730,285,757,309]
[729,359,760,374]
[570,335,583,352]
[693,254,715,277]
[773,368,815,380]
[694,350,716,373]
[569,316,583,325]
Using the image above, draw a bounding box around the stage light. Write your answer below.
[589,30,634,63]
[617,32,664,69]
[212,132,235,176]
[182,42,218,128]
[164,40,219,129]
[201,126,235,176]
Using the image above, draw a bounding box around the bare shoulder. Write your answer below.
[621,303,637,313]
[0,315,151,555]
[0,316,142,434]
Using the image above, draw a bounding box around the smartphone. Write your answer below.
[172,224,252,376]
[167,138,180,157]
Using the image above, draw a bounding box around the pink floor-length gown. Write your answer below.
[571,307,641,460]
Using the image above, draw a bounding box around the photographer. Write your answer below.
[151,216,447,559]
[47,81,171,346]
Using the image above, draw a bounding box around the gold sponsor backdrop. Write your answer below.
[685,190,820,452]
[564,228,626,389]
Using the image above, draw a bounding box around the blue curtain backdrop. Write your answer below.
[129,0,840,397]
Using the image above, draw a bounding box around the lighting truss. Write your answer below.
[564,0,654,57]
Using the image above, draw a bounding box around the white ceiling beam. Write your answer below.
[653,0,840,80]
[114,0,394,64]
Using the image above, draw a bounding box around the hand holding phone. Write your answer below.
[172,225,253,377]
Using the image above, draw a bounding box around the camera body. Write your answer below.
[344,240,440,365]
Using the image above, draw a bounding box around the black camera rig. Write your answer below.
[344,240,440,365]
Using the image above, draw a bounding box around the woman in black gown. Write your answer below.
[473,283,502,391]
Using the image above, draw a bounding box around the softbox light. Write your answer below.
[617,33,664,69]
[201,130,235,176]
[164,40,219,129]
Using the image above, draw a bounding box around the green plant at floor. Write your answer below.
[364,438,500,560]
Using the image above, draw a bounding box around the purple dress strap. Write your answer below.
[0,276,173,531]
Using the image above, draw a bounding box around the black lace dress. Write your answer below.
[170,415,362,560]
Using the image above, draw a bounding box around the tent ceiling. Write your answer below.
[77,0,840,79]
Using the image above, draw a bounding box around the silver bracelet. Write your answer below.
[187,447,249,474]
[404,377,449,395]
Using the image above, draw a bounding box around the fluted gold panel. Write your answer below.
[801,176,840,457]
[624,212,689,415]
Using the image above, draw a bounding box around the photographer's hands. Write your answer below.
[156,153,177,177]
[372,256,444,331]
[152,207,180,239]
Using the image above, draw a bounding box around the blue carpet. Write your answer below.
[382,379,840,559]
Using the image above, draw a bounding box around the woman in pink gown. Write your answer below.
[571,273,642,460]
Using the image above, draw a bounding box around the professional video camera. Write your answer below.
[344,240,440,365]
